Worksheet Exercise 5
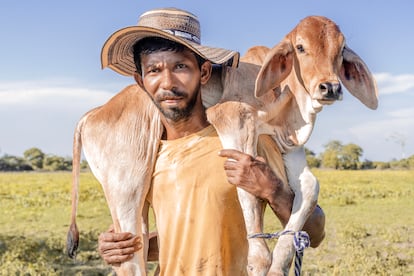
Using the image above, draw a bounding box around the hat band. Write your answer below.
[163,29,201,44]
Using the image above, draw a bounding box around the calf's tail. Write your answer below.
[66,120,83,258]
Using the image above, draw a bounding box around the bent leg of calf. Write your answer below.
[268,148,319,275]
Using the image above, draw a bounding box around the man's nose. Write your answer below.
[160,69,174,90]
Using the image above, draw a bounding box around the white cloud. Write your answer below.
[388,107,414,118]
[347,117,413,160]
[349,117,412,137]
[374,72,414,95]
[0,80,115,109]
[0,79,123,157]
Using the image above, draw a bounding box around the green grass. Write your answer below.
[0,172,112,275]
[0,170,413,275]
[293,170,414,275]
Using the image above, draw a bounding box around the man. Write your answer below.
[98,7,325,275]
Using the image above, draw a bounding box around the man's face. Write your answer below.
[138,49,204,122]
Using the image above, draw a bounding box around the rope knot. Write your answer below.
[293,231,310,253]
[248,229,310,276]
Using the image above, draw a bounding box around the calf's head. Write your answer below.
[255,16,378,111]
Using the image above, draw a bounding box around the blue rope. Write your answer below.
[248,230,310,276]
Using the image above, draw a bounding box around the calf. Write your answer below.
[67,85,163,275]
[206,15,378,275]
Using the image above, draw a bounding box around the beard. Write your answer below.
[153,84,200,122]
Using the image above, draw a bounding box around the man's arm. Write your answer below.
[219,149,325,248]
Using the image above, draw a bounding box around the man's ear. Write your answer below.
[200,61,212,85]
[134,72,145,90]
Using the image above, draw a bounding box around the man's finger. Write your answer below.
[103,252,135,265]
[100,237,141,253]
[223,158,239,170]
[103,245,139,256]
[219,149,250,161]
[99,231,134,243]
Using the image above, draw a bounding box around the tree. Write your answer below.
[43,155,72,171]
[80,160,89,170]
[24,147,45,170]
[321,149,340,169]
[320,140,364,170]
[0,155,33,171]
[324,140,343,152]
[373,161,390,170]
[304,147,320,168]
[360,159,375,170]
[321,140,343,169]
[341,143,363,170]
[408,155,414,169]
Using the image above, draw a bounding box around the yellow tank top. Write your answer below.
[147,125,286,275]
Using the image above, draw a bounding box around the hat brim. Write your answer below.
[101,26,240,76]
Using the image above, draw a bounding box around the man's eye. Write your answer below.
[176,64,187,69]
[148,68,159,73]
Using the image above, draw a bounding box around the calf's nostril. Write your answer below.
[319,82,332,93]
[319,82,342,99]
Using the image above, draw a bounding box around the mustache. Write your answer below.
[156,89,187,100]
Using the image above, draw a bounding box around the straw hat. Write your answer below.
[101,7,240,76]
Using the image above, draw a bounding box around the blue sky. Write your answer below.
[1,0,413,162]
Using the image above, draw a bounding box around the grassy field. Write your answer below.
[0,170,413,275]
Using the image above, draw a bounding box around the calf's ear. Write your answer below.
[340,45,379,110]
[255,41,293,98]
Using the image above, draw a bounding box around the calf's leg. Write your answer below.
[268,147,319,275]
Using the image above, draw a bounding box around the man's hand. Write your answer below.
[98,225,142,266]
[218,149,290,202]
[219,149,325,248]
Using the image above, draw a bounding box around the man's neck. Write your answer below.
[161,113,210,140]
